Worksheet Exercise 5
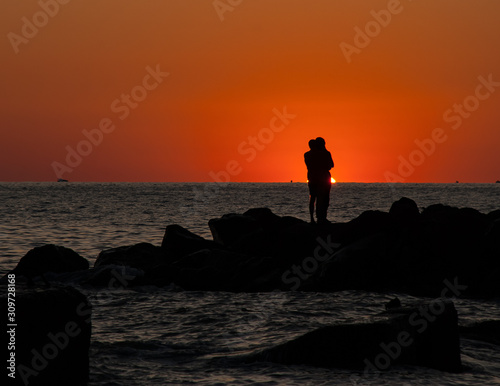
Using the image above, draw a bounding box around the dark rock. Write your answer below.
[344,210,392,243]
[487,209,500,221]
[82,265,143,288]
[385,297,401,310]
[94,242,166,272]
[230,220,317,264]
[251,299,461,372]
[171,248,283,291]
[243,207,281,229]
[9,244,89,281]
[389,197,420,225]
[460,320,500,346]
[208,213,260,246]
[1,285,91,385]
[161,224,221,260]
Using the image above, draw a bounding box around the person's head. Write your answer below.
[308,139,317,150]
[315,137,326,150]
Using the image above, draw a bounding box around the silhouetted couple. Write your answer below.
[304,137,334,224]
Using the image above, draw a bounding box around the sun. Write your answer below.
[331,177,336,184]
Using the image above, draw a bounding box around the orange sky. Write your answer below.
[1,0,500,182]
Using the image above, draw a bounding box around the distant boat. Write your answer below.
[496,181,500,183]
[57,178,68,182]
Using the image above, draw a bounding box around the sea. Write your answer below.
[1,182,499,385]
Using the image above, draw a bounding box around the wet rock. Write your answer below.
[94,242,166,272]
[251,299,461,372]
[82,265,143,288]
[171,248,283,292]
[1,285,91,385]
[460,320,500,346]
[161,224,221,260]
[8,244,89,282]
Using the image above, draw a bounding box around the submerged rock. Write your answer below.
[251,299,461,372]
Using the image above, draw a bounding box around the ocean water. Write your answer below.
[1,182,500,385]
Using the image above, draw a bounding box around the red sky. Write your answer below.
[1,0,500,182]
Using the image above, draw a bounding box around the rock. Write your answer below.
[208,213,260,246]
[389,197,420,225]
[251,299,461,372]
[1,285,91,385]
[243,207,281,229]
[9,244,89,281]
[82,265,143,288]
[487,209,500,221]
[94,242,166,272]
[171,248,252,291]
[161,224,221,260]
[385,297,401,310]
[460,320,500,346]
[344,210,392,244]
[171,248,283,291]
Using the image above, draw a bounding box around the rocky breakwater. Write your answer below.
[4,197,500,298]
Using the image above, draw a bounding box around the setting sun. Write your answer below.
[331,177,336,184]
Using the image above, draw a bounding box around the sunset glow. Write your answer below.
[1,1,500,182]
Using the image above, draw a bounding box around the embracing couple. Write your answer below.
[304,137,334,225]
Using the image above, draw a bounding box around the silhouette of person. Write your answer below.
[304,137,334,224]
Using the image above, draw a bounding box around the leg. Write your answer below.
[308,183,317,223]
[309,193,316,223]
[316,182,331,224]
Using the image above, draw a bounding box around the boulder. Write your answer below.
[161,224,221,260]
[460,320,500,346]
[81,265,143,288]
[171,248,284,291]
[9,244,89,281]
[389,197,420,225]
[1,285,91,385]
[243,207,281,229]
[171,248,255,291]
[251,299,461,372]
[208,213,261,246]
[343,210,392,244]
[94,242,166,272]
